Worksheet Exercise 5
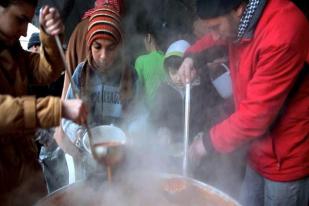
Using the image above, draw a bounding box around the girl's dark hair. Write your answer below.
[0,0,38,7]
[135,9,169,51]
[164,56,183,74]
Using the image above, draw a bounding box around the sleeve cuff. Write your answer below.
[23,96,37,129]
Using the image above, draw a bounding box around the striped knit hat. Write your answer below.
[82,0,124,19]
[86,4,122,48]
[95,0,123,14]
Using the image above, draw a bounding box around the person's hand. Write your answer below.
[178,57,197,84]
[39,5,64,36]
[61,99,88,125]
[189,132,207,167]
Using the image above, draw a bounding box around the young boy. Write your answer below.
[134,11,168,109]
[0,0,87,205]
[150,40,224,167]
[151,39,222,142]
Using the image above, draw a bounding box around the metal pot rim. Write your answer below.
[36,173,241,206]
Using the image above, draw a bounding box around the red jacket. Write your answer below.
[187,0,309,181]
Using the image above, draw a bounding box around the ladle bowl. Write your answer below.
[83,125,127,167]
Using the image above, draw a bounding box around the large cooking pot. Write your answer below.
[35,173,241,206]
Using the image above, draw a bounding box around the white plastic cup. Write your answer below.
[211,63,233,99]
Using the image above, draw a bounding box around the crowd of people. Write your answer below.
[0,0,308,205]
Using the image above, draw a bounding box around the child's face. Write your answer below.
[29,44,40,53]
[0,2,35,46]
[91,38,120,74]
[168,67,183,86]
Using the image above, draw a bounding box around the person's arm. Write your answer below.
[134,56,146,101]
[0,94,86,134]
[207,43,307,153]
[185,34,226,55]
[61,85,85,144]
[57,19,89,155]
[61,64,84,144]
[0,6,86,134]
[24,32,63,85]
[179,34,226,84]
[25,6,64,85]
[134,56,144,81]
[0,95,61,134]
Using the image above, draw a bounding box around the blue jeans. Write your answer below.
[239,165,308,206]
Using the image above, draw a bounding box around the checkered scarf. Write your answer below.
[237,0,260,41]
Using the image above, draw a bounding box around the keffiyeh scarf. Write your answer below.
[237,0,261,41]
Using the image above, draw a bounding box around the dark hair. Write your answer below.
[164,56,183,74]
[196,0,244,19]
[135,9,169,51]
[0,0,38,7]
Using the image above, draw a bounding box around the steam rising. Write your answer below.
[36,1,245,205]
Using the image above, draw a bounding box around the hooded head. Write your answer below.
[164,40,190,60]
[164,40,190,85]
[27,32,40,50]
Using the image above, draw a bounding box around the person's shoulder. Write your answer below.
[273,2,307,28]
[75,18,89,32]
[10,41,30,58]
[258,0,309,44]
[72,61,86,81]
[135,54,146,63]
[136,51,164,62]
[150,51,165,60]
[134,53,148,69]
[135,53,151,63]
[74,61,86,72]
[68,18,89,42]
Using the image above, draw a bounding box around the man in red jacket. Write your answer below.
[179,0,309,205]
